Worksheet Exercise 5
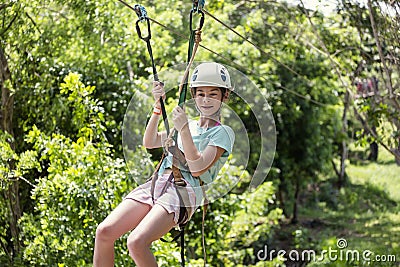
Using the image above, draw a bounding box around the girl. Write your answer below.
[93,62,235,267]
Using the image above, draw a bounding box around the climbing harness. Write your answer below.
[121,1,207,266]
[161,4,207,267]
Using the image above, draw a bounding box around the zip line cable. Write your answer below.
[117,1,244,74]
[117,0,328,107]
[201,8,330,107]
[193,8,330,107]
[202,9,312,85]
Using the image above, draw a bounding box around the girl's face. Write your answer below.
[194,86,226,116]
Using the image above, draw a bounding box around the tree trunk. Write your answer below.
[368,126,378,161]
[291,176,300,224]
[367,0,400,164]
[394,143,400,166]
[277,170,288,217]
[338,91,350,189]
[368,142,379,161]
[1,46,21,260]
[367,0,394,99]
[392,120,400,166]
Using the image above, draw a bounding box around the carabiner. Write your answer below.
[189,9,205,32]
[135,18,151,42]
[134,4,151,42]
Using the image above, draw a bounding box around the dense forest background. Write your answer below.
[1,0,399,266]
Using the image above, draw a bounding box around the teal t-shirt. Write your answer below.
[158,120,235,204]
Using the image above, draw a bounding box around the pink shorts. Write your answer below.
[124,174,197,224]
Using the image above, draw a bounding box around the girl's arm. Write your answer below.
[180,126,225,177]
[172,106,225,177]
[142,82,167,148]
[142,111,166,148]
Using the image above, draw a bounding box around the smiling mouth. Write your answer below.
[201,106,213,109]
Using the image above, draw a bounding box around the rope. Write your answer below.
[178,29,202,98]
[162,30,202,150]
[178,9,205,106]
[128,2,175,140]
[180,228,185,267]
[173,8,205,267]
[160,96,170,136]
[170,10,205,144]
[201,202,208,266]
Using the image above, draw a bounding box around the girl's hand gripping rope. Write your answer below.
[152,81,166,107]
[172,106,189,133]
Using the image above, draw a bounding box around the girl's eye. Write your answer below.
[196,92,219,98]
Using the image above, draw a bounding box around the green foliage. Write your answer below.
[20,128,131,266]
[59,73,106,140]
[298,150,399,267]
[0,131,40,265]
[183,173,283,266]
[17,73,144,266]
[1,0,398,265]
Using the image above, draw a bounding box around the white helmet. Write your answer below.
[190,62,233,90]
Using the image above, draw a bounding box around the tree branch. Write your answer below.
[25,11,42,34]
[0,7,20,37]
[0,3,12,11]
[367,0,394,98]
[10,176,37,188]
[299,0,400,162]
[0,220,12,263]
[353,105,400,161]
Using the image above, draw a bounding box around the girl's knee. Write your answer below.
[95,222,119,242]
[127,232,150,256]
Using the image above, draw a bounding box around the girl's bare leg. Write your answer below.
[93,199,151,267]
[127,204,176,267]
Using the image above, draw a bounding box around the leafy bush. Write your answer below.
[17,73,151,266]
